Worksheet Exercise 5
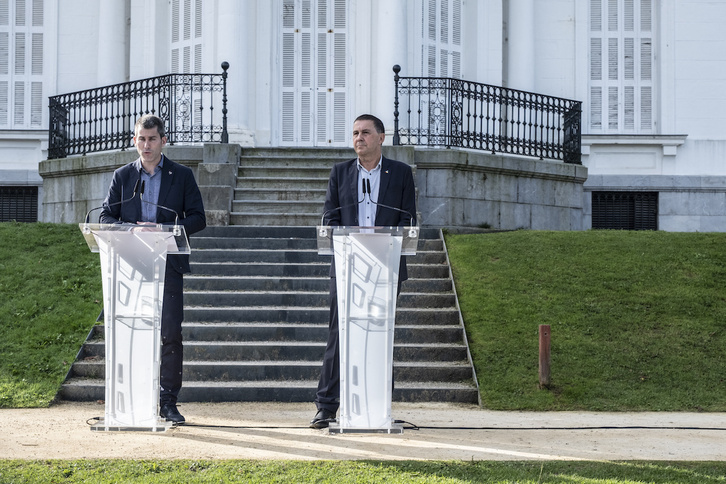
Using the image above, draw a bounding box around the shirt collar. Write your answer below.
[356,155,383,174]
[135,154,165,175]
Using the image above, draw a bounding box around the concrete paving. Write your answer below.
[2,401,725,461]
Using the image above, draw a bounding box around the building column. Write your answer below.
[216,0,251,144]
[506,0,535,91]
[97,0,128,85]
[372,0,408,136]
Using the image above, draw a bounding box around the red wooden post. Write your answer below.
[539,324,551,389]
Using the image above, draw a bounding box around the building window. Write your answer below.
[589,0,654,133]
[0,0,44,128]
[592,191,657,230]
[170,0,202,73]
[419,0,462,78]
[0,186,38,222]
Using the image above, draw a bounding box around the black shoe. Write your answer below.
[160,404,185,424]
[310,408,336,429]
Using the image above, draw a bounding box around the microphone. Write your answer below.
[363,178,417,226]
[319,179,367,226]
[139,180,182,235]
[84,178,140,224]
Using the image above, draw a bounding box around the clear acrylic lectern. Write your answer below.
[79,223,190,432]
[317,225,419,433]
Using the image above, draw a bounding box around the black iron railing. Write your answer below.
[48,62,229,159]
[393,65,582,164]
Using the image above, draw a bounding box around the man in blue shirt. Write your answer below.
[100,115,206,424]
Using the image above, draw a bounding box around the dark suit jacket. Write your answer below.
[99,154,206,275]
[323,156,417,280]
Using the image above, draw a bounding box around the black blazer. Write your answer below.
[99,155,206,275]
[323,156,417,280]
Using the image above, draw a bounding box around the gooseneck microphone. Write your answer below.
[139,180,182,235]
[320,179,367,226]
[363,178,417,227]
[84,179,140,224]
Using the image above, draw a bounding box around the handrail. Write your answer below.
[393,65,582,164]
[47,62,230,159]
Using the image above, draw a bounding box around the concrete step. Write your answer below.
[236,177,327,190]
[59,379,479,404]
[191,236,443,251]
[70,359,474,382]
[184,276,452,293]
[79,340,469,363]
[192,225,441,239]
[232,200,323,215]
[230,213,322,226]
[183,307,461,325]
[189,263,449,278]
[238,147,353,162]
[238,166,333,178]
[191,249,446,265]
[183,291,457,309]
[234,188,327,202]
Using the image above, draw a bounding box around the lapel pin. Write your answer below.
[168,171,172,175]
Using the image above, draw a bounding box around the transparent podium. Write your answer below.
[317,225,419,433]
[79,223,190,432]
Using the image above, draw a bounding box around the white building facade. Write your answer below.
[2,0,726,230]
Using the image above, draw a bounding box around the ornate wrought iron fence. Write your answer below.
[48,62,229,159]
[393,65,582,164]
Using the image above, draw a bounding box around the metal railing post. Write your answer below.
[392,65,401,146]
[221,61,229,144]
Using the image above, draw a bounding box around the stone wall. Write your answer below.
[396,147,588,230]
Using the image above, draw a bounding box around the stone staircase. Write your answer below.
[59,148,479,404]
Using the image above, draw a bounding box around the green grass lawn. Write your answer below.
[1,460,726,483]
[445,230,726,411]
[0,222,102,408]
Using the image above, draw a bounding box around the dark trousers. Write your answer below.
[315,277,401,413]
[160,265,184,406]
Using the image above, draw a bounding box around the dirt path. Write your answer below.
[2,401,725,461]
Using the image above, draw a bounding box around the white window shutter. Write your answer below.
[13,79,23,124]
[14,32,24,74]
[30,79,40,125]
[419,0,462,78]
[170,0,202,73]
[31,0,41,26]
[589,0,654,133]
[0,81,7,126]
[0,32,8,75]
[0,2,8,25]
[280,0,347,146]
[0,0,42,128]
[172,0,179,43]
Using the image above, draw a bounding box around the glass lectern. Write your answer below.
[317,225,419,433]
[79,223,189,432]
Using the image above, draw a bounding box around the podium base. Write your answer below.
[328,422,404,434]
[90,417,174,432]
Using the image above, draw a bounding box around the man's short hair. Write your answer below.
[135,114,166,138]
[355,114,384,134]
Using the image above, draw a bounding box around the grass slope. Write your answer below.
[445,230,726,411]
[0,223,102,408]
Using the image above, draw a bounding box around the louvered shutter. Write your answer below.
[589,0,654,133]
[420,0,462,79]
[0,0,43,128]
[280,0,347,146]
[170,0,202,73]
